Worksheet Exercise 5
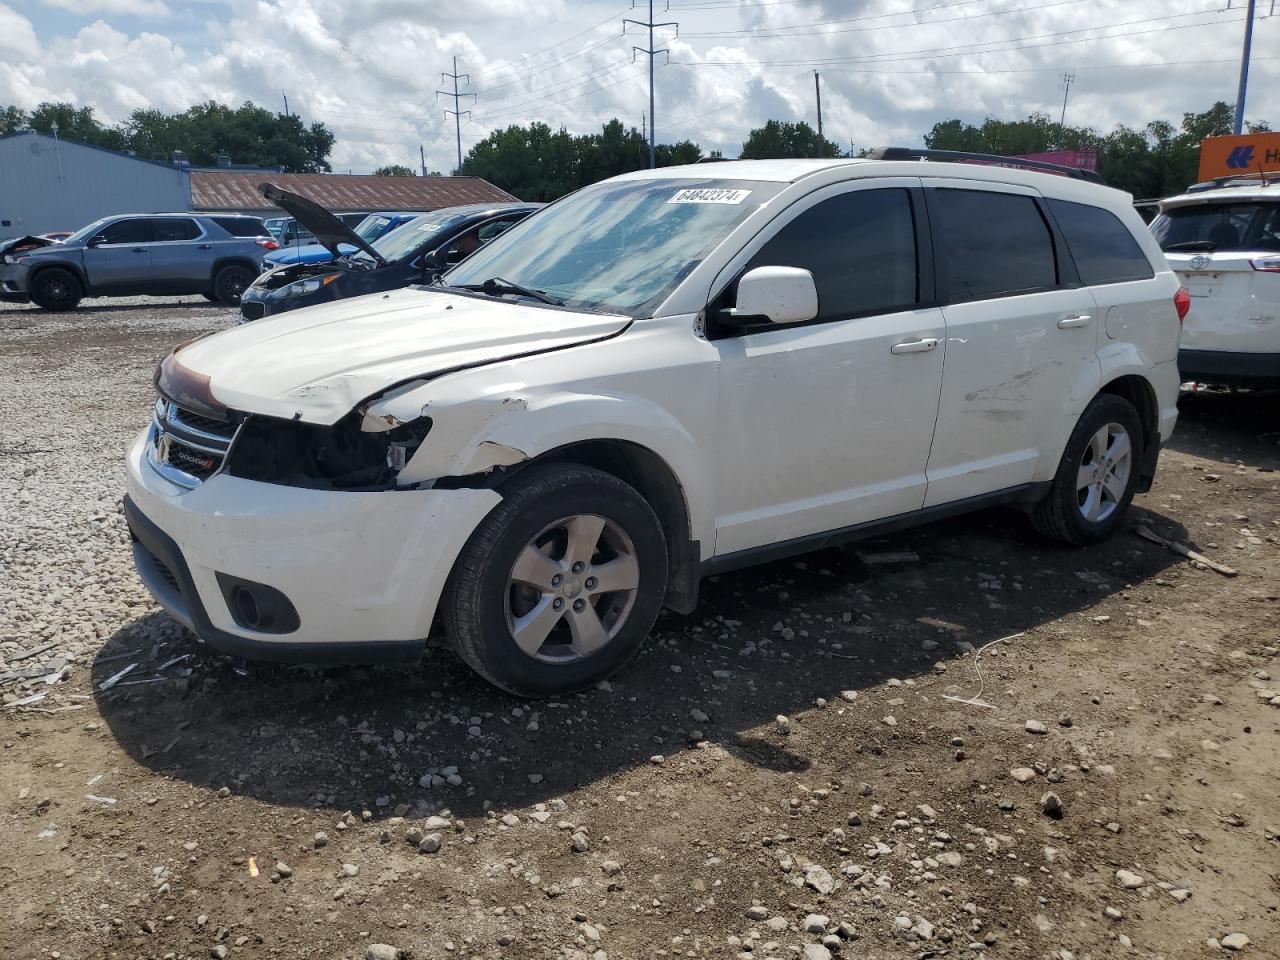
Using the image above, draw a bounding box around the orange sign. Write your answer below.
[1198,132,1280,181]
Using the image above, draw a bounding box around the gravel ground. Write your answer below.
[1,297,1278,960]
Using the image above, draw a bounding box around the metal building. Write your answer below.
[0,131,190,238]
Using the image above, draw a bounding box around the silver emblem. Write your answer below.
[1189,255,1211,270]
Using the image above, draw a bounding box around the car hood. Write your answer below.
[0,234,59,257]
[260,183,386,264]
[159,287,630,425]
[265,242,353,266]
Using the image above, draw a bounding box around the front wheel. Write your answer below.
[443,463,668,697]
[30,268,83,311]
[1032,394,1143,545]
[212,265,255,306]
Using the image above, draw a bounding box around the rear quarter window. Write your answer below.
[1048,199,1154,285]
[212,217,269,238]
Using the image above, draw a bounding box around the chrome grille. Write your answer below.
[146,396,239,489]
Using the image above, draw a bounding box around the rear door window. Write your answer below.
[99,218,154,245]
[1152,201,1280,253]
[930,189,1057,302]
[152,218,202,242]
[212,217,268,237]
[1047,199,1154,284]
[741,187,919,322]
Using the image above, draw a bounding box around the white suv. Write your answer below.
[125,154,1185,696]
[1152,176,1280,386]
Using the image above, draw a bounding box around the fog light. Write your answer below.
[216,573,300,634]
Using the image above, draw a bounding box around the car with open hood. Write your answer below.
[262,212,427,269]
[238,185,541,322]
[126,152,1183,697]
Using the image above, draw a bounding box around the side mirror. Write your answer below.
[87,234,107,248]
[722,265,818,327]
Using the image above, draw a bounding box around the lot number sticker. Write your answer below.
[669,188,752,204]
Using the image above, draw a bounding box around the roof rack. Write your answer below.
[868,146,1106,185]
[1185,171,1272,192]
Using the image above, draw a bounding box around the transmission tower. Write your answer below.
[437,56,475,173]
[624,1,678,168]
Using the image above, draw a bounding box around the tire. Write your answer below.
[1032,394,1144,545]
[212,265,255,306]
[29,268,83,311]
[443,462,668,697]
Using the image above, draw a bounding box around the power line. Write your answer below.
[437,56,475,172]
[624,0,679,168]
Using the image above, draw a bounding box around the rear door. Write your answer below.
[1154,199,1280,353]
[150,217,210,288]
[923,181,1100,506]
[82,217,154,290]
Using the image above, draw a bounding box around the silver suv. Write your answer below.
[0,213,276,310]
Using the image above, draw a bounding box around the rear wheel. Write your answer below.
[1032,394,1143,545]
[443,463,668,697]
[212,265,255,306]
[29,268,82,311]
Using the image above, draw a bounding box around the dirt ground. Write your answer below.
[1,299,1277,960]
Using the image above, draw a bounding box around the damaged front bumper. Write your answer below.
[124,429,501,662]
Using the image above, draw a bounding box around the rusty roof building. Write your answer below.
[190,171,517,214]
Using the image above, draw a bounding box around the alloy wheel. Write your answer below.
[1076,422,1132,523]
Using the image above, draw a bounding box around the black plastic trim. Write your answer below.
[700,482,1050,578]
[870,146,1106,184]
[1178,348,1280,386]
[123,495,426,664]
[1135,433,1163,494]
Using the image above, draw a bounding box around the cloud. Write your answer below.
[1,0,1273,172]
[40,0,170,16]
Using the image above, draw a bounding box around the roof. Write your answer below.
[613,158,863,183]
[0,129,180,170]
[1161,183,1280,208]
[190,171,518,212]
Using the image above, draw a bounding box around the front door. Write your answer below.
[710,181,947,556]
[83,217,154,290]
[149,217,210,288]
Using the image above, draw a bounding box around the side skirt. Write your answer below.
[700,482,1051,579]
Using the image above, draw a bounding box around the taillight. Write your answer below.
[1250,256,1280,272]
[256,239,280,251]
[1173,286,1190,324]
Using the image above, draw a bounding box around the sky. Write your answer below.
[0,0,1274,173]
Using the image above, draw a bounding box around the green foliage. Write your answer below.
[3,99,334,172]
[740,120,842,159]
[922,102,1271,198]
[374,164,417,176]
[460,118,703,201]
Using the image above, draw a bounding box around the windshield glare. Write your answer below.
[360,213,468,263]
[354,215,393,242]
[443,178,782,316]
[66,217,113,244]
[1153,201,1280,252]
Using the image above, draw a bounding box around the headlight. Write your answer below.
[271,273,340,298]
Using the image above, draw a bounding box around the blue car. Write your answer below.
[263,212,423,268]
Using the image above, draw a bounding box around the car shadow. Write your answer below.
[91,504,1182,820]
[1169,389,1280,469]
[0,300,231,316]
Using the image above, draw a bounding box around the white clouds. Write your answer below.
[40,0,170,16]
[1,0,1274,172]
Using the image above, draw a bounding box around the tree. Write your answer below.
[27,102,125,149]
[740,120,841,159]
[374,164,417,176]
[0,105,28,134]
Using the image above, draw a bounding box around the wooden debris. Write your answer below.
[1134,525,1238,577]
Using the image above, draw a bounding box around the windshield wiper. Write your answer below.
[456,276,564,306]
[1164,240,1217,252]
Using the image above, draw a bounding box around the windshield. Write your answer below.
[1152,201,1280,253]
[354,215,394,242]
[355,212,469,264]
[66,217,113,244]
[443,178,782,316]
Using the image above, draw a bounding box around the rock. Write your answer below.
[571,831,591,853]
[690,708,710,723]
[1221,933,1250,951]
[804,913,829,934]
[340,862,359,877]
[916,803,939,820]
[501,814,520,827]
[275,861,292,878]
[803,864,836,894]
[1010,767,1036,783]
[1025,719,1048,735]
[1170,888,1191,902]
[210,947,228,960]
[1041,792,1063,819]
[914,916,936,940]
[840,690,858,702]
[745,904,770,921]
[935,851,964,867]
[366,946,401,960]
[775,715,791,735]
[1116,869,1145,889]
[313,831,328,848]
[417,833,442,854]
[765,916,789,932]
[601,860,623,875]
[846,812,862,826]
[649,754,664,765]
[803,945,832,960]
[1104,906,1123,919]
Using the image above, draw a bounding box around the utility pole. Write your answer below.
[420,143,427,177]
[437,56,474,173]
[1233,0,1257,134]
[814,71,823,140]
[1059,73,1074,127]
[624,1,678,169]
[282,90,289,118]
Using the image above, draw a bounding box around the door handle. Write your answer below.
[890,337,939,355]
[1057,314,1092,329]
[130,247,147,253]
[197,243,212,249]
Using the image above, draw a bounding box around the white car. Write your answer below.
[1152,176,1280,386]
[125,153,1185,696]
